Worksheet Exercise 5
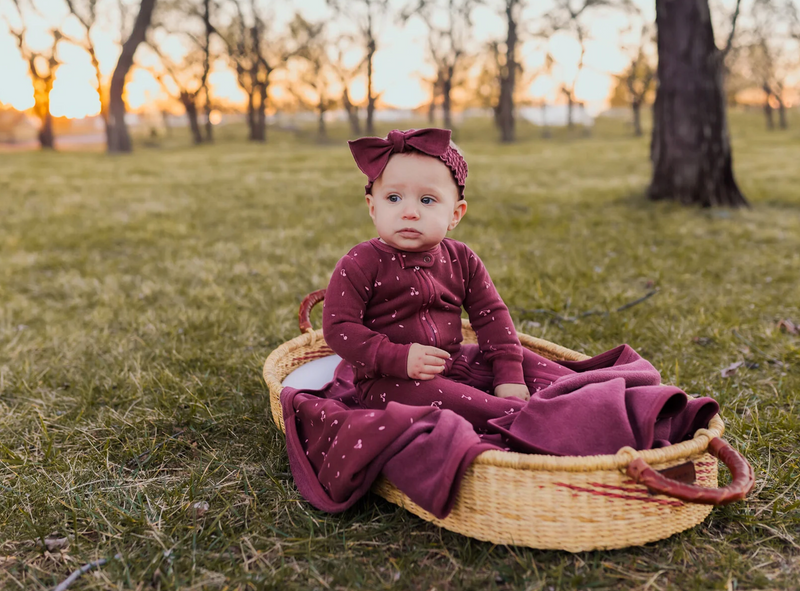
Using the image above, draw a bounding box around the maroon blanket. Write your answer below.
[280,345,718,518]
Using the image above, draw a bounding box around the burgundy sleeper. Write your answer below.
[322,237,573,429]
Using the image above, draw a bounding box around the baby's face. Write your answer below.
[366,152,467,252]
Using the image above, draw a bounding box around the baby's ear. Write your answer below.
[448,200,468,231]
[366,194,376,221]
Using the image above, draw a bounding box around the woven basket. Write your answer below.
[263,290,754,552]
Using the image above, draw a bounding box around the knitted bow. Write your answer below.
[348,128,467,198]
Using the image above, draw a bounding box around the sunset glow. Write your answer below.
[0,0,658,121]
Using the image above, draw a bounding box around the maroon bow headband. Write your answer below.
[348,128,468,199]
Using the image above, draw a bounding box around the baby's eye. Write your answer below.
[387,194,400,202]
[421,196,435,205]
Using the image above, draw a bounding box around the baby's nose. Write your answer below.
[402,204,420,218]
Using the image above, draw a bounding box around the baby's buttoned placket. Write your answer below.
[417,266,440,347]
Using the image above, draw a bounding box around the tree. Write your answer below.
[495,0,523,142]
[326,0,391,136]
[330,35,364,136]
[541,0,629,130]
[148,0,219,143]
[5,0,64,149]
[401,0,479,131]
[148,42,208,144]
[217,0,291,142]
[183,0,216,141]
[64,0,108,143]
[648,0,748,207]
[621,23,656,137]
[744,0,792,130]
[287,15,337,141]
[107,0,158,153]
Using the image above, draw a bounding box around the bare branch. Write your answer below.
[722,0,743,57]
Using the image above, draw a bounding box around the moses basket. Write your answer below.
[263,290,754,552]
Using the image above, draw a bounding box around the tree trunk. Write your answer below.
[342,88,361,135]
[246,90,256,140]
[38,110,54,149]
[252,82,267,142]
[442,75,452,130]
[202,0,213,143]
[648,0,747,207]
[764,97,774,129]
[497,1,517,143]
[428,79,436,124]
[567,92,574,129]
[541,103,550,138]
[162,110,171,136]
[88,47,109,145]
[762,85,774,130]
[181,94,203,144]
[318,106,327,140]
[632,100,643,137]
[107,0,157,153]
[204,98,213,142]
[366,41,376,136]
[777,97,787,129]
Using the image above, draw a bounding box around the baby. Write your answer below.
[322,128,572,429]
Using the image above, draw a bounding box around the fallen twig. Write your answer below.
[516,290,659,323]
[53,553,122,591]
[615,289,659,312]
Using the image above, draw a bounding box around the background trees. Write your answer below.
[5,0,64,149]
[401,0,479,131]
[326,0,391,136]
[1,0,798,209]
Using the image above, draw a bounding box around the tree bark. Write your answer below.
[107,0,157,153]
[87,47,109,144]
[366,38,376,135]
[202,0,213,142]
[497,0,517,143]
[204,99,213,142]
[632,100,643,137]
[32,76,55,149]
[567,92,574,129]
[648,0,747,207]
[318,104,327,140]
[777,97,787,129]
[764,96,774,129]
[246,90,255,140]
[38,111,54,149]
[181,94,203,144]
[342,88,361,135]
[540,103,550,138]
[428,78,437,124]
[252,82,267,142]
[442,73,452,130]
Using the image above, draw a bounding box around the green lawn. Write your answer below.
[0,113,798,590]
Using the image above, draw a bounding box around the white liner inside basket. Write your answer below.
[282,354,342,390]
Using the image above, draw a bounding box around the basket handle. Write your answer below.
[299,289,327,334]
[626,437,754,506]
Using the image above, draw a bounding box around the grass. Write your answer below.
[0,111,798,590]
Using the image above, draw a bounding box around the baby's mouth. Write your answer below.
[397,228,422,237]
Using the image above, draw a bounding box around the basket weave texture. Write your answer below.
[264,320,724,551]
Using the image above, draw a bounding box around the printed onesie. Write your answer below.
[322,238,574,430]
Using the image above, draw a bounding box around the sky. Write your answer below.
[0,0,691,120]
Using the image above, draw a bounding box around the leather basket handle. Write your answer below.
[299,289,327,334]
[626,437,754,506]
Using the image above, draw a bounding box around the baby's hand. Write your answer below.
[407,343,450,380]
[494,383,531,402]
